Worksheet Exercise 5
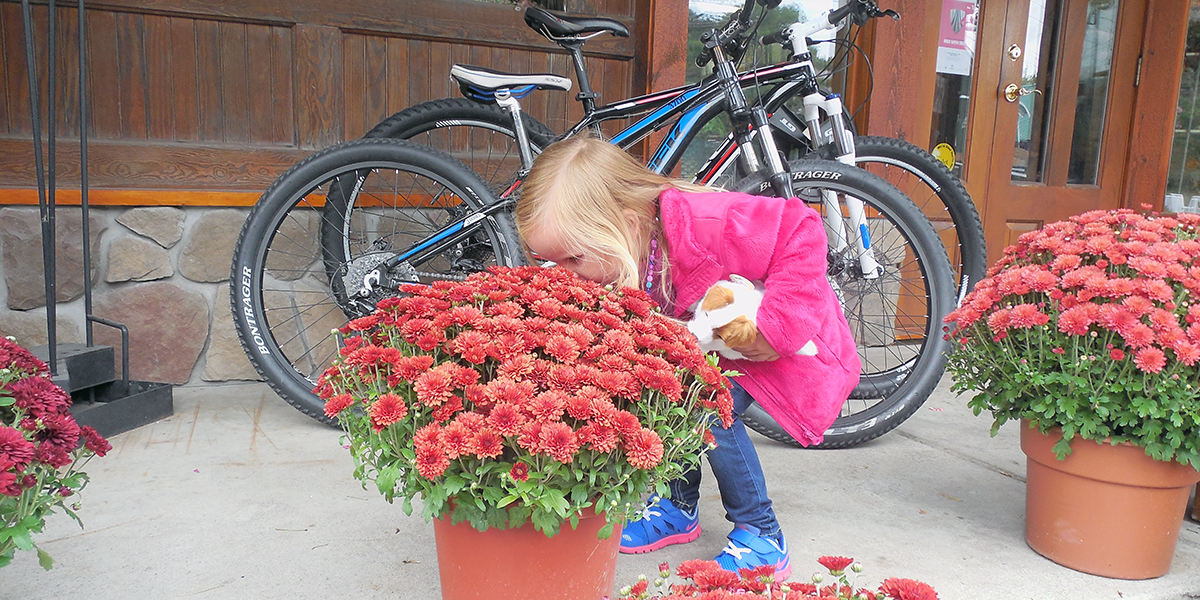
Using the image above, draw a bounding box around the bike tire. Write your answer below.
[731,159,956,448]
[852,136,986,297]
[231,138,524,424]
[363,97,559,194]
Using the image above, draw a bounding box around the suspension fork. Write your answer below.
[802,92,880,280]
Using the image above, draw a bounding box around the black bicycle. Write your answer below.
[230,0,956,448]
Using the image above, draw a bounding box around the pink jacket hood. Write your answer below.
[659,188,861,446]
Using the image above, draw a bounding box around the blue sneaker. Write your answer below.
[713,524,791,580]
[619,496,701,554]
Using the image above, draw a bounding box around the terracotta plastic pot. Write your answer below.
[432,508,622,600]
[1020,421,1200,579]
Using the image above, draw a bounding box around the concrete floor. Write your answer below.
[2,376,1198,600]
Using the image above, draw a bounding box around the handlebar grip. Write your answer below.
[827,1,856,25]
[696,48,713,68]
[761,29,789,46]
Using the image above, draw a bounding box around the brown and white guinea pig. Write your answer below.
[686,275,818,361]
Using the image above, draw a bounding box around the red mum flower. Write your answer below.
[565,394,594,420]
[8,375,71,420]
[1057,305,1096,336]
[1110,348,1126,361]
[450,364,480,388]
[414,364,456,406]
[442,421,473,459]
[1007,304,1050,329]
[577,422,621,453]
[80,426,111,457]
[485,378,536,406]
[498,354,537,381]
[879,578,940,600]
[542,335,581,363]
[528,390,568,422]
[539,421,579,463]
[509,462,529,482]
[35,414,80,454]
[324,393,356,418]
[1134,346,1167,373]
[1123,324,1156,349]
[692,566,740,591]
[1175,342,1200,366]
[414,446,450,480]
[1122,295,1156,317]
[487,403,526,437]
[817,555,855,573]
[35,441,72,468]
[0,426,35,467]
[368,393,408,432]
[623,428,664,469]
[469,429,504,459]
[431,395,464,423]
[448,305,485,328]
[392,355,434,381]
[450,330,491,364]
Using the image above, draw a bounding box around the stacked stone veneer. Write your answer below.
[0,206,261,385]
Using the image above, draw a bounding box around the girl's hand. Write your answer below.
[731,331,780,361]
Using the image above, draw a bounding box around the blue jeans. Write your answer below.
[669,381,780,538]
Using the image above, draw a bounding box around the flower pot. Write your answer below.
[432,508,622,600]
[1020,421,1200,579]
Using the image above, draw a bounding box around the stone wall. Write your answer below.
[0,206,261,386]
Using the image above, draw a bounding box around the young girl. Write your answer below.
[515,136,860,578]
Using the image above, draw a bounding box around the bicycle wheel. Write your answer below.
[364,97,559,194]
[231,138,524,423]
[730,159,956,448]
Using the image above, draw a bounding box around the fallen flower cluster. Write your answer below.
[0,336,110,569]
[616,556,937,600]
[318,266,734,536]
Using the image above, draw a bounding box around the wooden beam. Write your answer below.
[0,0,637,59]
[0,138,310,190]
[1123,0,1188,209]
[861,0,939,147]
[632,0,688,166]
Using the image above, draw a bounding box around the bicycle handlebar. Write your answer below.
[760,0,899,53]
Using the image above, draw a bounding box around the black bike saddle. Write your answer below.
[524,6,630,40]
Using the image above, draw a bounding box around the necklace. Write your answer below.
[645,236,659,291]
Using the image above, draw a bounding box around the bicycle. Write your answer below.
[230,0,956,448]
[364,3,986,299]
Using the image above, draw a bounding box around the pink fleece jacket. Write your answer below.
[659,188,861,446]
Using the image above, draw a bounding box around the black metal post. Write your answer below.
[21,0,56,375]
[79,0,92,347]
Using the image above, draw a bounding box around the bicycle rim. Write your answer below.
[232,139,519,423]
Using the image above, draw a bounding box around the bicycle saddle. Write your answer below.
[450,64,572,101]
[524,6,630,41]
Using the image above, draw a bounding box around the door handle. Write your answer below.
[1004,83,1041,102]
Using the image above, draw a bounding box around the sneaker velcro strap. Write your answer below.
[726,527,781,556]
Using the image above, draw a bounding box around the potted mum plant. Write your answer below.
[944,208,1200,580]
[0,336,111,570]
[317,266,733,600]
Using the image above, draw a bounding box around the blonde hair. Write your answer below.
[515,136,712,293]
